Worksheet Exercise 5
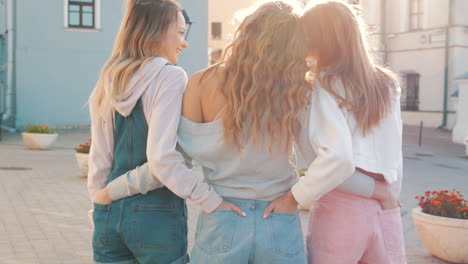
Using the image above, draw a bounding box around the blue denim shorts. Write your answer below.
[190,197,307,264]
[92,188,188,264]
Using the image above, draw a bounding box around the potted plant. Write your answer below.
[413,189,468,263]
[74,140,91,177]
[22,123,58,150]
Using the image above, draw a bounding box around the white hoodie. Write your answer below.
[87,57,223,213]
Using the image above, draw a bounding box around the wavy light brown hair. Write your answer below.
[302,0,398,135]
[90,0,181,121]
[205,0,311,152]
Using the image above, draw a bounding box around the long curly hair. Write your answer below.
[302,1,398,135]
[204,0,311,152]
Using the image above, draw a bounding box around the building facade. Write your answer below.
[208,0,256,64]
[0,0,208,129]
[208,0,308,65]
[356,0,468,129]
[452,73,468,144]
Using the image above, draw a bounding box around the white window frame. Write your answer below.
[64,0,101,31]
[409,0,424,31]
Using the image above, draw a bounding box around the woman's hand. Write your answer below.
[94,187,112,205]
[263,190,298,218]
[372,180,401,210]
[215,200,246,217]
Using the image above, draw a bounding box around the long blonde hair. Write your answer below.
[90,0,181,121]
[204,0,311,152]
[302,0,397,135]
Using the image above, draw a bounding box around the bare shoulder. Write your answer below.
[183,68,223,122]
[182,70,208,122]
[188,69,206,85]
[184,69,208,101]
[187,69,218,89]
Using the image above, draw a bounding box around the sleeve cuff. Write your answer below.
[291,180,318,206]
[106,175,129,201]
[196,189,223,213]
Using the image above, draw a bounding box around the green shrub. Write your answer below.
[297,168,308,177]
[26,123,55,134]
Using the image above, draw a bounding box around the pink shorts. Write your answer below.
[307,190,406,264]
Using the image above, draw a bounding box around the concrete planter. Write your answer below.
[75,152,89,177]
[21,132,58,150]
[412,207,468,263]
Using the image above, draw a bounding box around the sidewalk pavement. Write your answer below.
[0,126,467,264]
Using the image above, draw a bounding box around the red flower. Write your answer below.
[416,190,467,219]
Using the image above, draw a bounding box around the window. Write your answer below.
[402,73,420,111]
[68,0,95,28]
[409,0,424,31]
[211,22,222,40]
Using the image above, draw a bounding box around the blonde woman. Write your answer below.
[294,1,406,263]
[85,0,217,263]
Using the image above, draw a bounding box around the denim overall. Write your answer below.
[92,98,188,264]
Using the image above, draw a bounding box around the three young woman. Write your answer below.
[88,0,405,263]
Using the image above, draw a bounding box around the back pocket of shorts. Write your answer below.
[379,208,405,256]
[307,205,361,255]
[195,210,238,255]
[267,213,304,257]
[132,205,177,249]
[92,203,110,248]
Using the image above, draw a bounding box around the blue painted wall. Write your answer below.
[14,0,208,128]
[179,0,209,77]
[0,0,7,115]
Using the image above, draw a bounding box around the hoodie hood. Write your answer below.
[113,57,169,117]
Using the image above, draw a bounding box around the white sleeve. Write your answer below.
[145,66,222,213]
[336,171,375,198]
[291,87,355,205]
[106,163,164,201]
[87,103,113,202]
[105,144,194,201]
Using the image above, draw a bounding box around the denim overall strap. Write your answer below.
[108,61,171,182]
[108,98,147,183]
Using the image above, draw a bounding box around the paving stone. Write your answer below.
[0,126,466,264]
